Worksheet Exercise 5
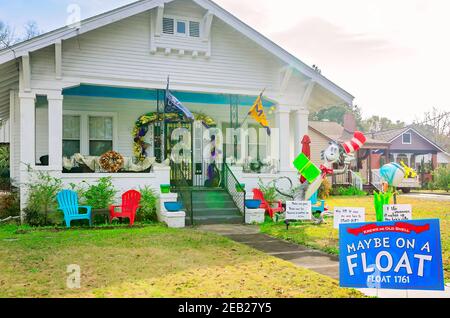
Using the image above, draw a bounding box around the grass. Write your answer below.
[0,224,364,298]
[260,195,450,282]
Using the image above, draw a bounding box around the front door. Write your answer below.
[166,121,193,186]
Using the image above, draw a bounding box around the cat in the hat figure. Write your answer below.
[305,131,367,200]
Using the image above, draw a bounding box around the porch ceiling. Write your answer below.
[62,84,275,107]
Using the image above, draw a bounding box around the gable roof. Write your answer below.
[372,126,447,153]
[0,0,354,104]
[309,121,390,147]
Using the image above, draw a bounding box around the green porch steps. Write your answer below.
[185,189,243,225]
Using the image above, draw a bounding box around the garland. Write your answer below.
[133,112,216,161]
[99,151,124,173]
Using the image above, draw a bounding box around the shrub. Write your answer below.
[25,170,63,226]
[431,167,450,192]
[257,179,279,203]
[0,190,20,221]
[81,177,117,209]
[136,186,159,222]
[332,186,367,196]
[319,178,332,199]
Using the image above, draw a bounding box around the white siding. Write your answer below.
[30,5,283,93]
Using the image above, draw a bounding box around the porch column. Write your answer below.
[19,92,36,167]
[406,153,412,167]
[275,106,292,171]
[294,108,309,156]
[48,92,64,169]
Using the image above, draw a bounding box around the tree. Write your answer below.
[0,20,42,50]
[0,21,15,49]
[23,21,42,40]
[361,116,405,133]
[309,104,363,128]
[413,107,450,152]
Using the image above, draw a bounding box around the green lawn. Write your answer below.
[0,224,364,298]
[260,196,450,282]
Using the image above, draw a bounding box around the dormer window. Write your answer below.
[402,132,412,144]
[162,16,201,38]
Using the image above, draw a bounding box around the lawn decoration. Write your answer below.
[133,112,216,161]
[374,190,393,221]
[299,135,311,184]
[99,151,124,173]
[205,132,222,187]
[378,160,417,204]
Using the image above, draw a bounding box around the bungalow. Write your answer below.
[371,126,449,186]
[0,0,354,224]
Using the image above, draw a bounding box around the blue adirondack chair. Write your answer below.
[57,190,92,228]
[310,191,325,215]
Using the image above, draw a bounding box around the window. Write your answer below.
[176,20,187,35]
[89,116,113,156]
[189,21,200,37]
[163,17,174,34]
[63,115,81,157]
[402,133,412,144]
[163,16,201,38]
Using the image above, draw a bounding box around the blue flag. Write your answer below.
[165,80,194,121]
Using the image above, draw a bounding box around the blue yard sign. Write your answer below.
[339,219,444,291]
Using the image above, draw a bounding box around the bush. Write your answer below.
[136,186,158,222]
[25,170,63,226]
[81,177,117,209]
[319,178,332,199]
[431,167,450,192]
[0,190,20,221]
[257,179,279,203]
[332,186,367,196]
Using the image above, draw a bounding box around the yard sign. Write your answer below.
[285,201,312,221]
[383,204,412,221]
[333,207,365,229]
[339,219,444,291]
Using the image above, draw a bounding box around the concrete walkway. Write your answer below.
[197,224,339,280]
[197,224,450,298]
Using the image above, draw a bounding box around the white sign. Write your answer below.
[333,207,366,229]
[383,204,412,221]
[286,201,312,220]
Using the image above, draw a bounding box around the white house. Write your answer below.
[0,0,354,223]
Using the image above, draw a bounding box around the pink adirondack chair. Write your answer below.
[109,190,141,226]
[252,188,284,218]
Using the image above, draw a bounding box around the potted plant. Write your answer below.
[79,177,117,224]
[160,184,171,194]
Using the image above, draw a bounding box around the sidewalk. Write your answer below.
[197,224,450,298]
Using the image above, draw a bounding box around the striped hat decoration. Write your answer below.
[342,131,367,154]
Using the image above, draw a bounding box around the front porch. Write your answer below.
[14,84,313,212]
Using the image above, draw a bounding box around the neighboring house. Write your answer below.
[0,0,354,219]
[437,151,450,168]
[372,126,448,185]
[308,114,390,191]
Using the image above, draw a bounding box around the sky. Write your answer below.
[1,0,449,123]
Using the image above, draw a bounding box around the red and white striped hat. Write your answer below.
[342,131,367,154]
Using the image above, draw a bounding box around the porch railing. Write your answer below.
[371,169,383,192]
[223,163,246,219]
[170,160,193,225]
[350,171,363,191]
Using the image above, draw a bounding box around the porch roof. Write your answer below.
[62,84,275,107]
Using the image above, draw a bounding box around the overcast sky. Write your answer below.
[1,0,449,123]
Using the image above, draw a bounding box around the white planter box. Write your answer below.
[157,193,178,222]
[165,211,186,228]
[245,208,265,224]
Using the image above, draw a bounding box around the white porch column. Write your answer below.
[294,108,309,156]
[275,106,292,171]
[19,92,36,167]
[48,92,64,169]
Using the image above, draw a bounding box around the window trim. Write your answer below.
[402,132,412,145]
[63,110,118,156]
[162,14,202,38]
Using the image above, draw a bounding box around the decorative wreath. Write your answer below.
[99,151,124,173]
[132,112,217,161]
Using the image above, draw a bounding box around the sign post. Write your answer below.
[383,204,412,221]
[339,219,444,291]
[334,207,365,229]
[285,201,312,230]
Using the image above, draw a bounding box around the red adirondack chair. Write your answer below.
[252,188,284,218]
[109,190,141,226]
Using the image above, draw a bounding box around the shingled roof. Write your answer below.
[309,121,390,148]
